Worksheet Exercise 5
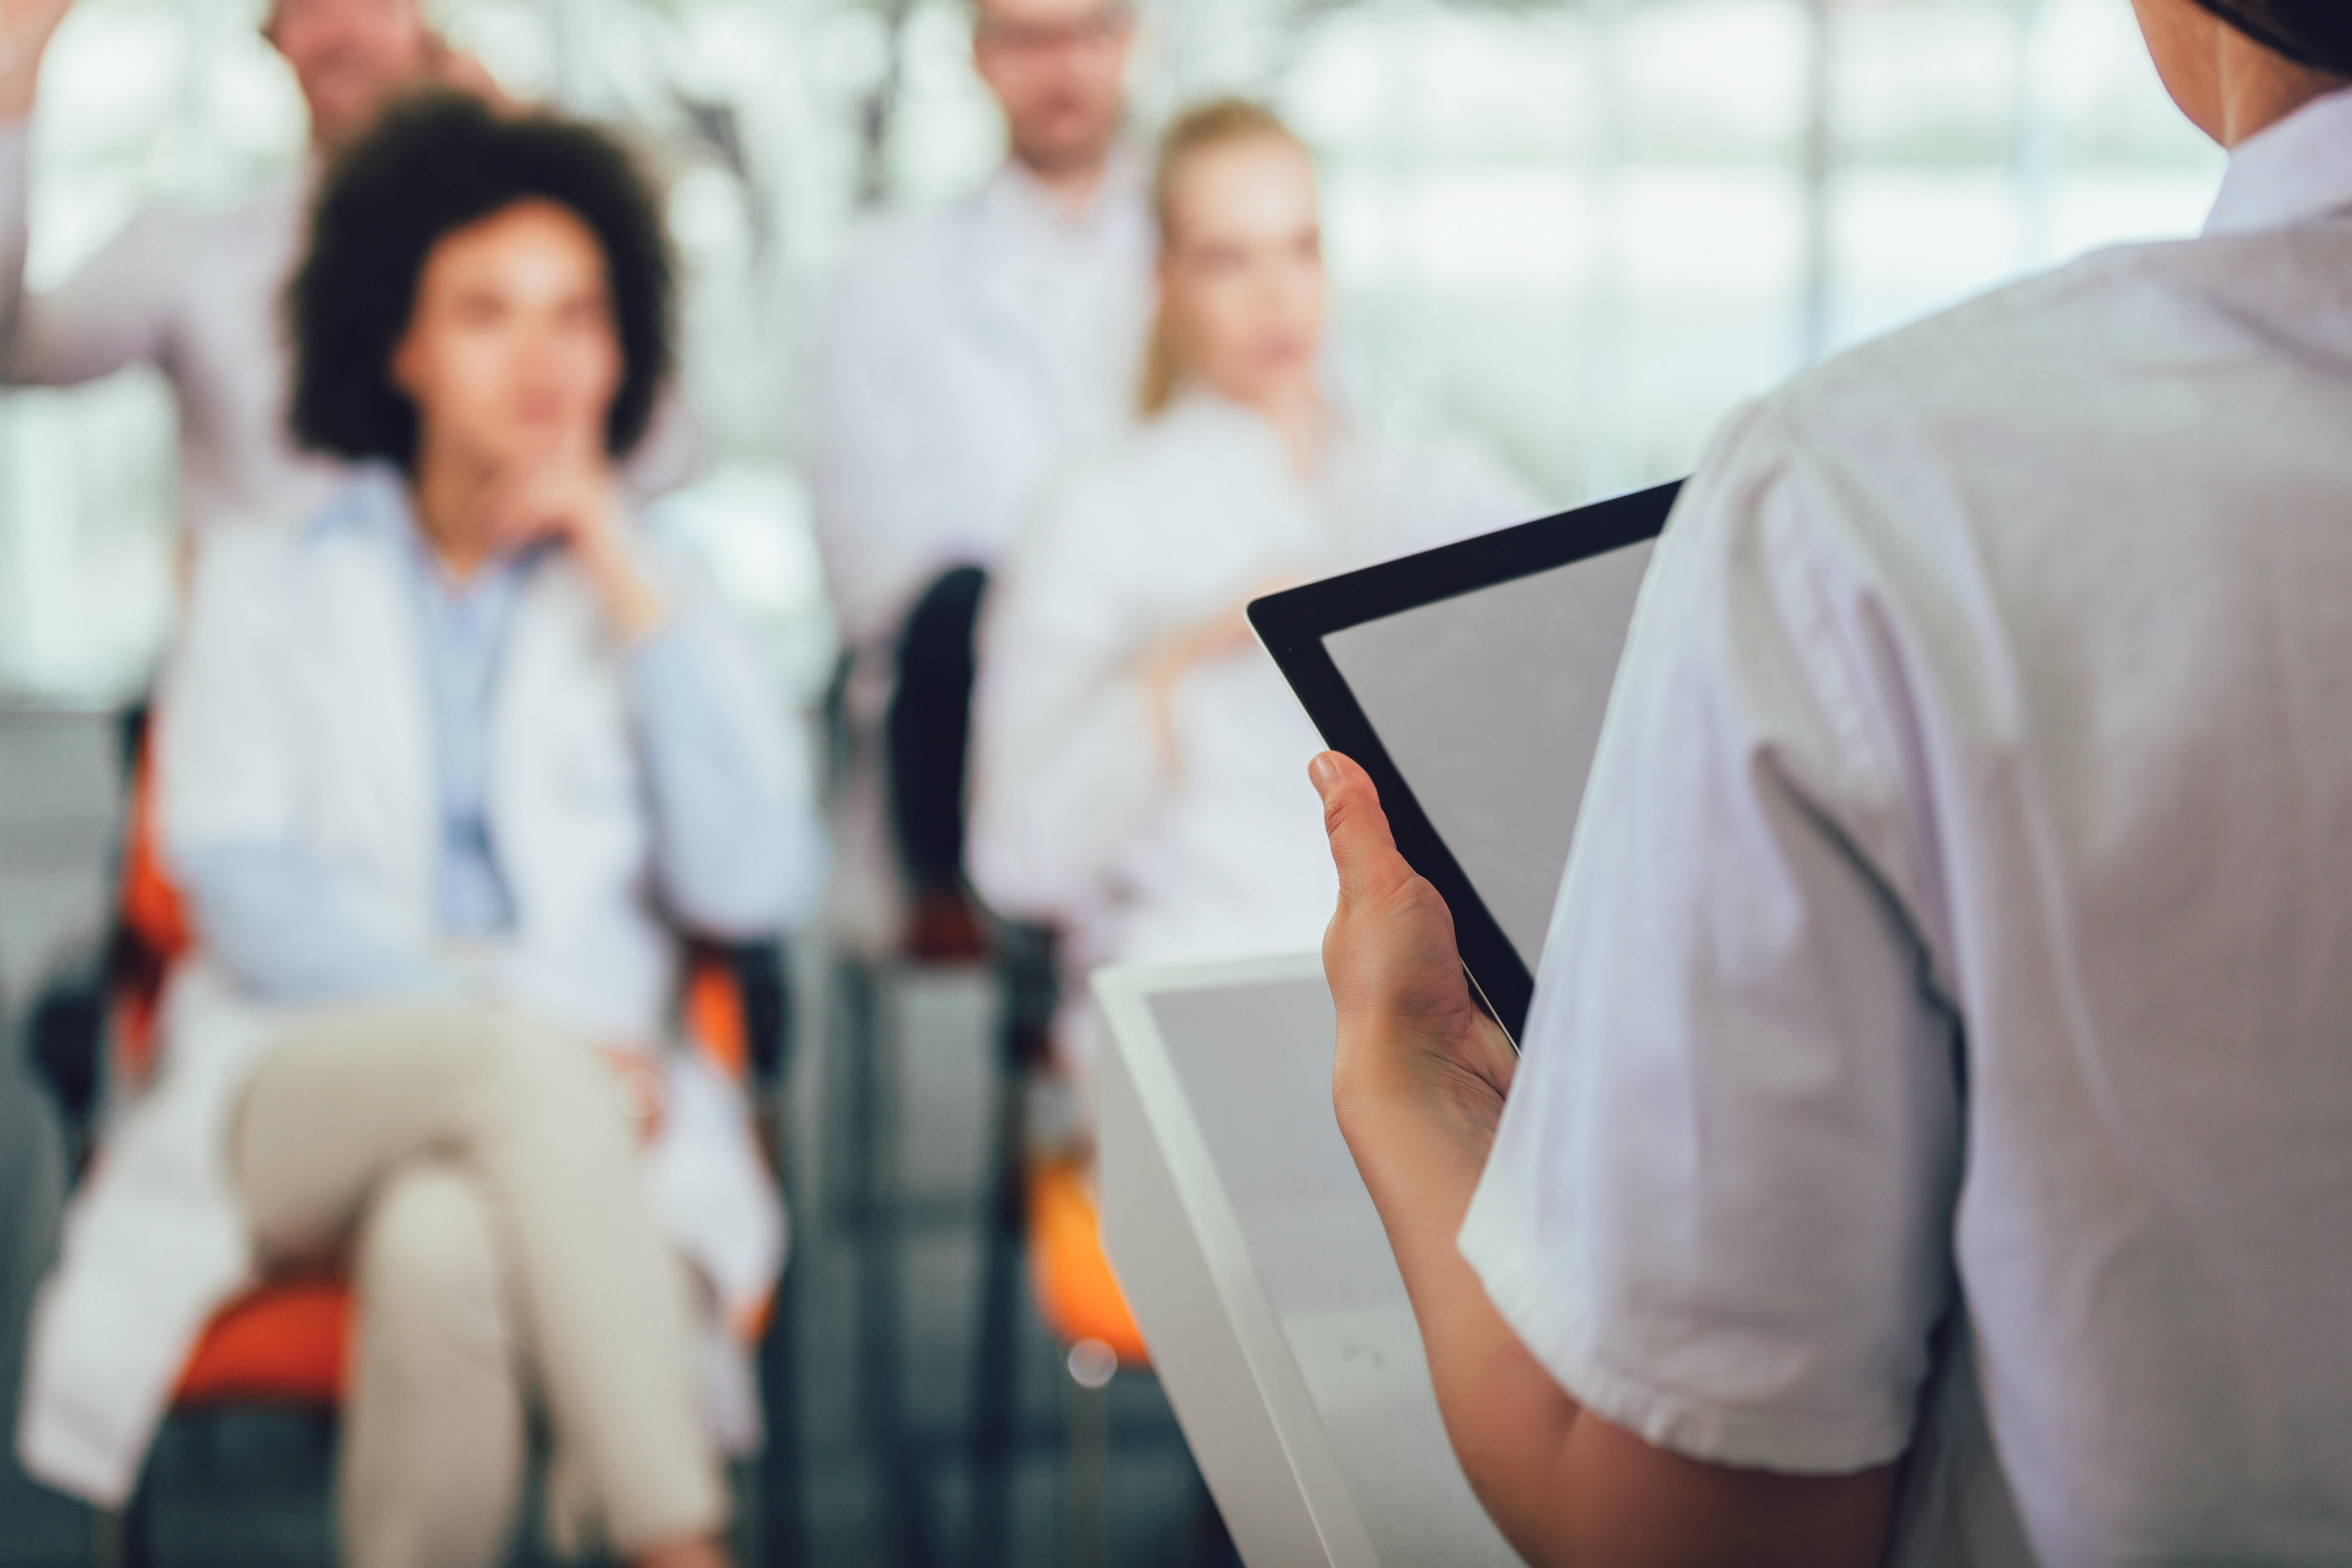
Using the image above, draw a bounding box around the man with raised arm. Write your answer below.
[0,0,487,535]
[0,0,683,538]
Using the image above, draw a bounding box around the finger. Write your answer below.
[484,481,568,554]
[1309,752,1419,909]
[1472,1009,1520,1093]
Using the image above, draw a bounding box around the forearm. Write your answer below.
[1345,1064,1902,1568]
[628,623,819,934]
[969,671,1170,921]
[1339,1062,1587,1563]
[178,842,460,1004]
[0,120,30,333]
[0,26,58,123]
[1314,751,1905,1568]
[0,121,173,385]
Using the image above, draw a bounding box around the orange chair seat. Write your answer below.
[1025,1159,1148,1367]
[174,1278,352,1407]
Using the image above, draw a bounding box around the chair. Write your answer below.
[955,905,1162,1568]
[822,641,1075,1568]
[24,708,802,1568]
[822,633,1167,1568]
[1025,1157,1150,1568]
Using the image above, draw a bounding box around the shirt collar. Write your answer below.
[310,461,412,543]
[310,461,541,594]
[2203,86,2352,237]
[1162,387,1359,492]
[982,140,1145,235]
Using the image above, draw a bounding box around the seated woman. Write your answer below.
[17,95,822,1568]
[968,98,1537,1091]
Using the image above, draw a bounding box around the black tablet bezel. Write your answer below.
[1249,479,1683,1045]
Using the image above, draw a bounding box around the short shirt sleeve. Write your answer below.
[1457,399,1965,1475]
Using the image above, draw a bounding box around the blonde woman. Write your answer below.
[969,99,1537,1082]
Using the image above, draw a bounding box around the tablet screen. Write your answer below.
[1319,538,1656,973]
[1252,479,1679,1040]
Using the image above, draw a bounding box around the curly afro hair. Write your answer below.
[289,90,674,468]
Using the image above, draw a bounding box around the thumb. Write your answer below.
[1310,751,1415,908]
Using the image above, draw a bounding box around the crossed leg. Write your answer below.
[232,1003,728,1568]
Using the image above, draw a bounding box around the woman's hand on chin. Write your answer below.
[1311,750,1516,1179]
[484,440,669,642]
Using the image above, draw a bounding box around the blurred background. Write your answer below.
[0,0,2221,708]
[0,0,2220,1563]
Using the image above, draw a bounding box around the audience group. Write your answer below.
[3,1,1519,1564]
[18,0,2342,1561]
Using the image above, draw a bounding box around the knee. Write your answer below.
[470,1013,624,1132]
[356,1165,501,1330]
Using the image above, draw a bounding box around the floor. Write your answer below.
[0,704,1234,1568]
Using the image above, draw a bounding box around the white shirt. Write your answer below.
[809,153,1153,649]
[971,393,1537,1060]
[0,120,695,538]
[1461,88,2352,1567]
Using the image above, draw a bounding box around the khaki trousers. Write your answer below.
[231,1004,726,1568]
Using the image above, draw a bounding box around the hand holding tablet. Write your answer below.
[1250,481,1682,1042]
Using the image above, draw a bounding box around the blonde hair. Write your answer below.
[1137,98,1309,418]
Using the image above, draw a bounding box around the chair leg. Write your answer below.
[966,1018,1025,1568]
[1061,1359,1113,1568]
[756,1175,806,1566]
[88,1509,122,1568]
[969,929,1061,1568]
[102,1474,156,1568]
[844,957,936,1568]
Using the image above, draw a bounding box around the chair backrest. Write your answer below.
[110,733,189,1082]
[1027,1158,1149,1368]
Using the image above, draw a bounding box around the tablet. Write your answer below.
[1249,480,1682,1044]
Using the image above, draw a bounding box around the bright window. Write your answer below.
[0,0,2223,704]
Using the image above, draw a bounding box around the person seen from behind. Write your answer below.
[1314,0,2352,1562]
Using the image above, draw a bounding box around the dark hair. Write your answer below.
[289,90,674,467]
[2188,0,2352,76]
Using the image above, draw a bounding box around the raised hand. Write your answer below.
[421,36,514,113]
[0,0,85,120]
[474,439,667,642]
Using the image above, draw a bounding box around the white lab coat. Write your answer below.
[0,121,697,538]
[809,153,1153,651]
[969,393,1540,1064]
[808,153,1152,949]
[16,495,821,1505]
